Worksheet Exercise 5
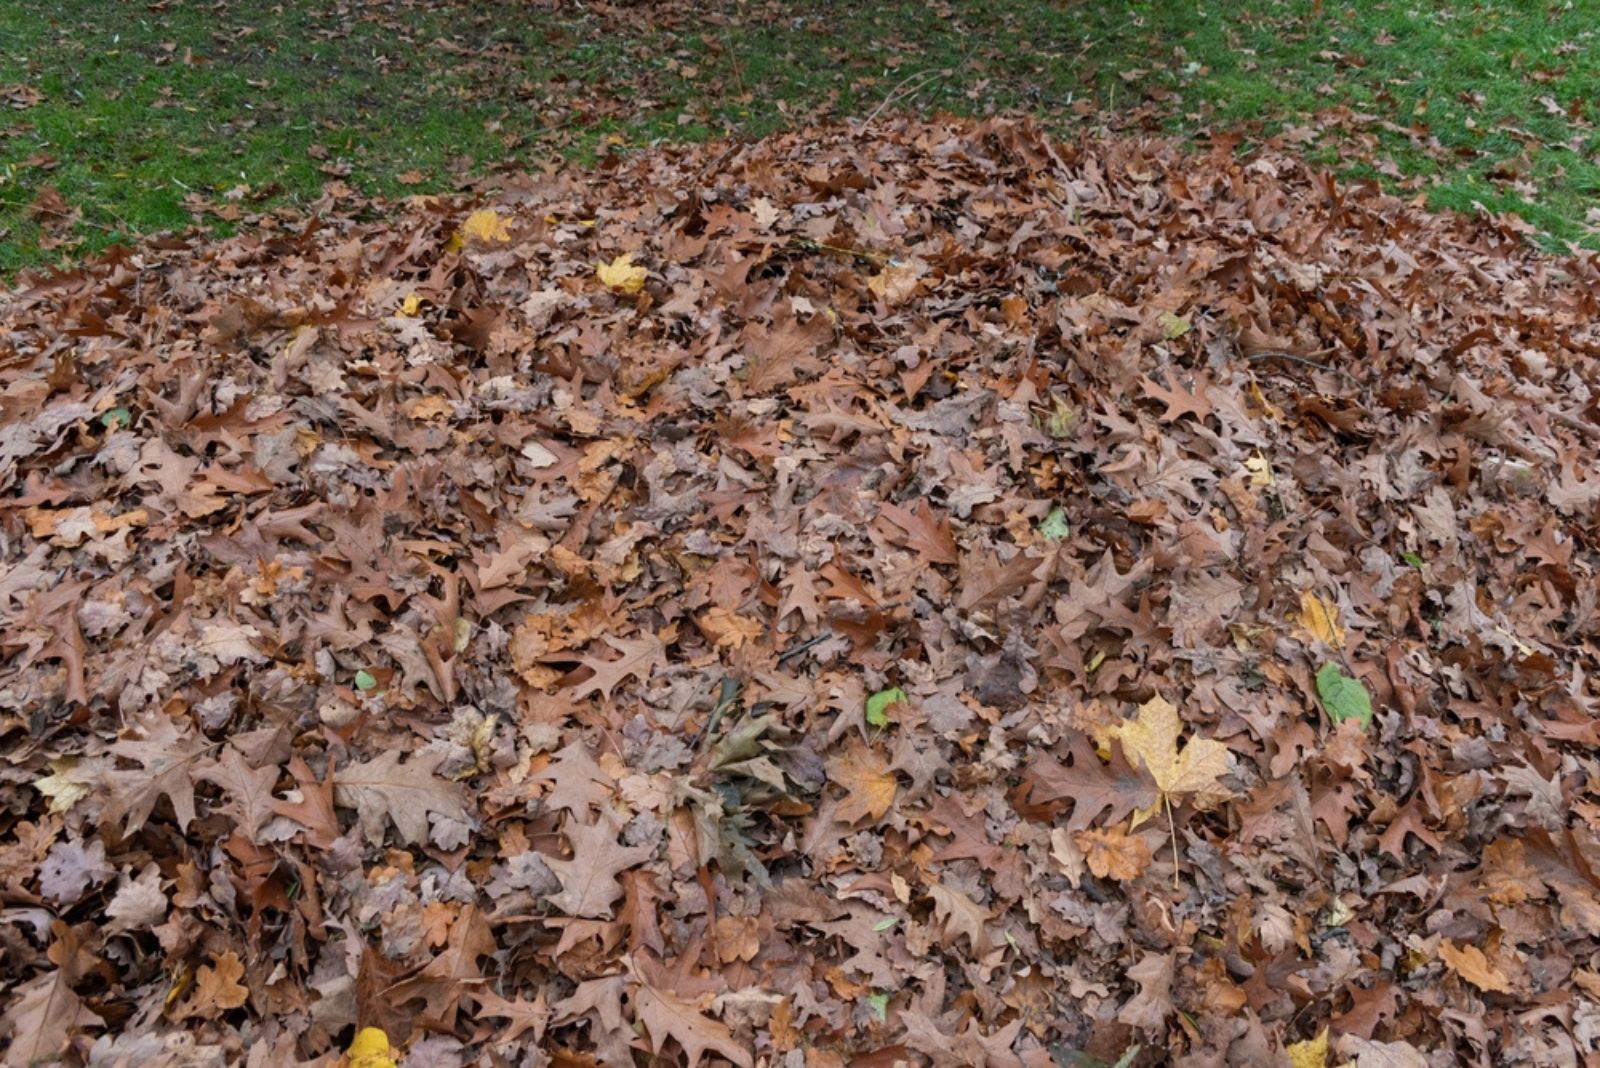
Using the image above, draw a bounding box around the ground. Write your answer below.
[3,0,1600,274]
[4,4,1600,1068]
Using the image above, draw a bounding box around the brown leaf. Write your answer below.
[568,632,667,701]
[826,739,898,824]
[544,815,654,919]
[1075,825,1153,882]
[332,749,469,847]
[875,499,959,565]
[101,713,213,837]
[635,984,753,1068]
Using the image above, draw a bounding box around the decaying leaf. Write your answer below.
[332,749,470,846]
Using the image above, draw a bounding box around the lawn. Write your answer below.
[2,0,1598,275]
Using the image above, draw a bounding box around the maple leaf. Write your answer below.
[332,749,470,847]
[568,633,666,701]
[635,983,754,1068]
[926,880,994,950]
[101,713,213,837]
[543,815,654,919]
[1112,694,1231,827]
[597,252,648,293]
[826,739,898,824]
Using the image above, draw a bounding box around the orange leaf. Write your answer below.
[1075,826,1153,882]
[826,739,898,824]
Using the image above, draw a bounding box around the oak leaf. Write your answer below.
[1075,825,1152,882]
[569,633,666,701]
[875,499,958,565]
[387,906,496,1030]
[101,713,212,836]
[1023,732,1156,833]
[197,746,280,843]
[1439,940,1513,994]
[175,951,250,1020]
[0,969,99,1067]
[332,749,469,847]
[635,984,753,1068]
[543,815,654,919]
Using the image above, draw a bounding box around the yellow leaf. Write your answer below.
[346,1027,398,1068]
[1439,940,1513,993]
[1286,1027,1329,1068]
[597,252,648,294]
[698,606,763,649]
[34,757,92,815]
[398,293,422,317]
[1243,453,1274,487]
[1297,591,1344,648]
[1112,695,1231,813]
[462,208,510,244]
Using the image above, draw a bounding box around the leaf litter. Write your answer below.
[1,117,1599,1066]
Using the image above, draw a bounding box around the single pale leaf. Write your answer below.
[1286,1028,1329,1068]
[597,252,648,294]
[462,209,510,243]
[354,669,378,692]
[865,687,907,729]
[1039,506,1070,541]
[100,407,131,431]
[1316,663,1373,729]
[1439,940,1513,993]
[1298,591,1344,648]
[399,293,422,317]
[1156,311,1190,338]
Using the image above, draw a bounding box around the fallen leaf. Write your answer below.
[597,251,648,293]
[1075,825,1152,881]
[332,749,470,846]
[1439,940,1513,994]
[827,739,898,824]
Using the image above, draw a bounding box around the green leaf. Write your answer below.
[354,669,378,692]
[1315,663,1372,729]
[1401,551,1424,569]
[1039,506,1070,541]
[865,992,889,1021]
[101,407,132,431]
[865,687,907,729]
[872,917,899,932]
[1156,311,1190,339]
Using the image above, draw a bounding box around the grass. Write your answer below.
[2,0,1598,276]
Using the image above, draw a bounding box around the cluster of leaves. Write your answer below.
[1,117,1599,1066]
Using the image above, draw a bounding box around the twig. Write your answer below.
[863,67,952,127]
[776,633,830,664]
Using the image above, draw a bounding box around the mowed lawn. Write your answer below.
[2,0,1598,274]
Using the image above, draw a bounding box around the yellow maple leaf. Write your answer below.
[597,252,648,294]
[461,208,510,244]
[346,1027,399,1068]
[1439,940,1513,993]
[1114,695,1231,820]
[1297,591,1344,648]
[1285,1027,1328,1068]
[398,293,422,317]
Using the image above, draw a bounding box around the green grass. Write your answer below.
[2,0,1598,276]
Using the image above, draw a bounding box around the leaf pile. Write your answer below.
[2,117,1599,1066]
